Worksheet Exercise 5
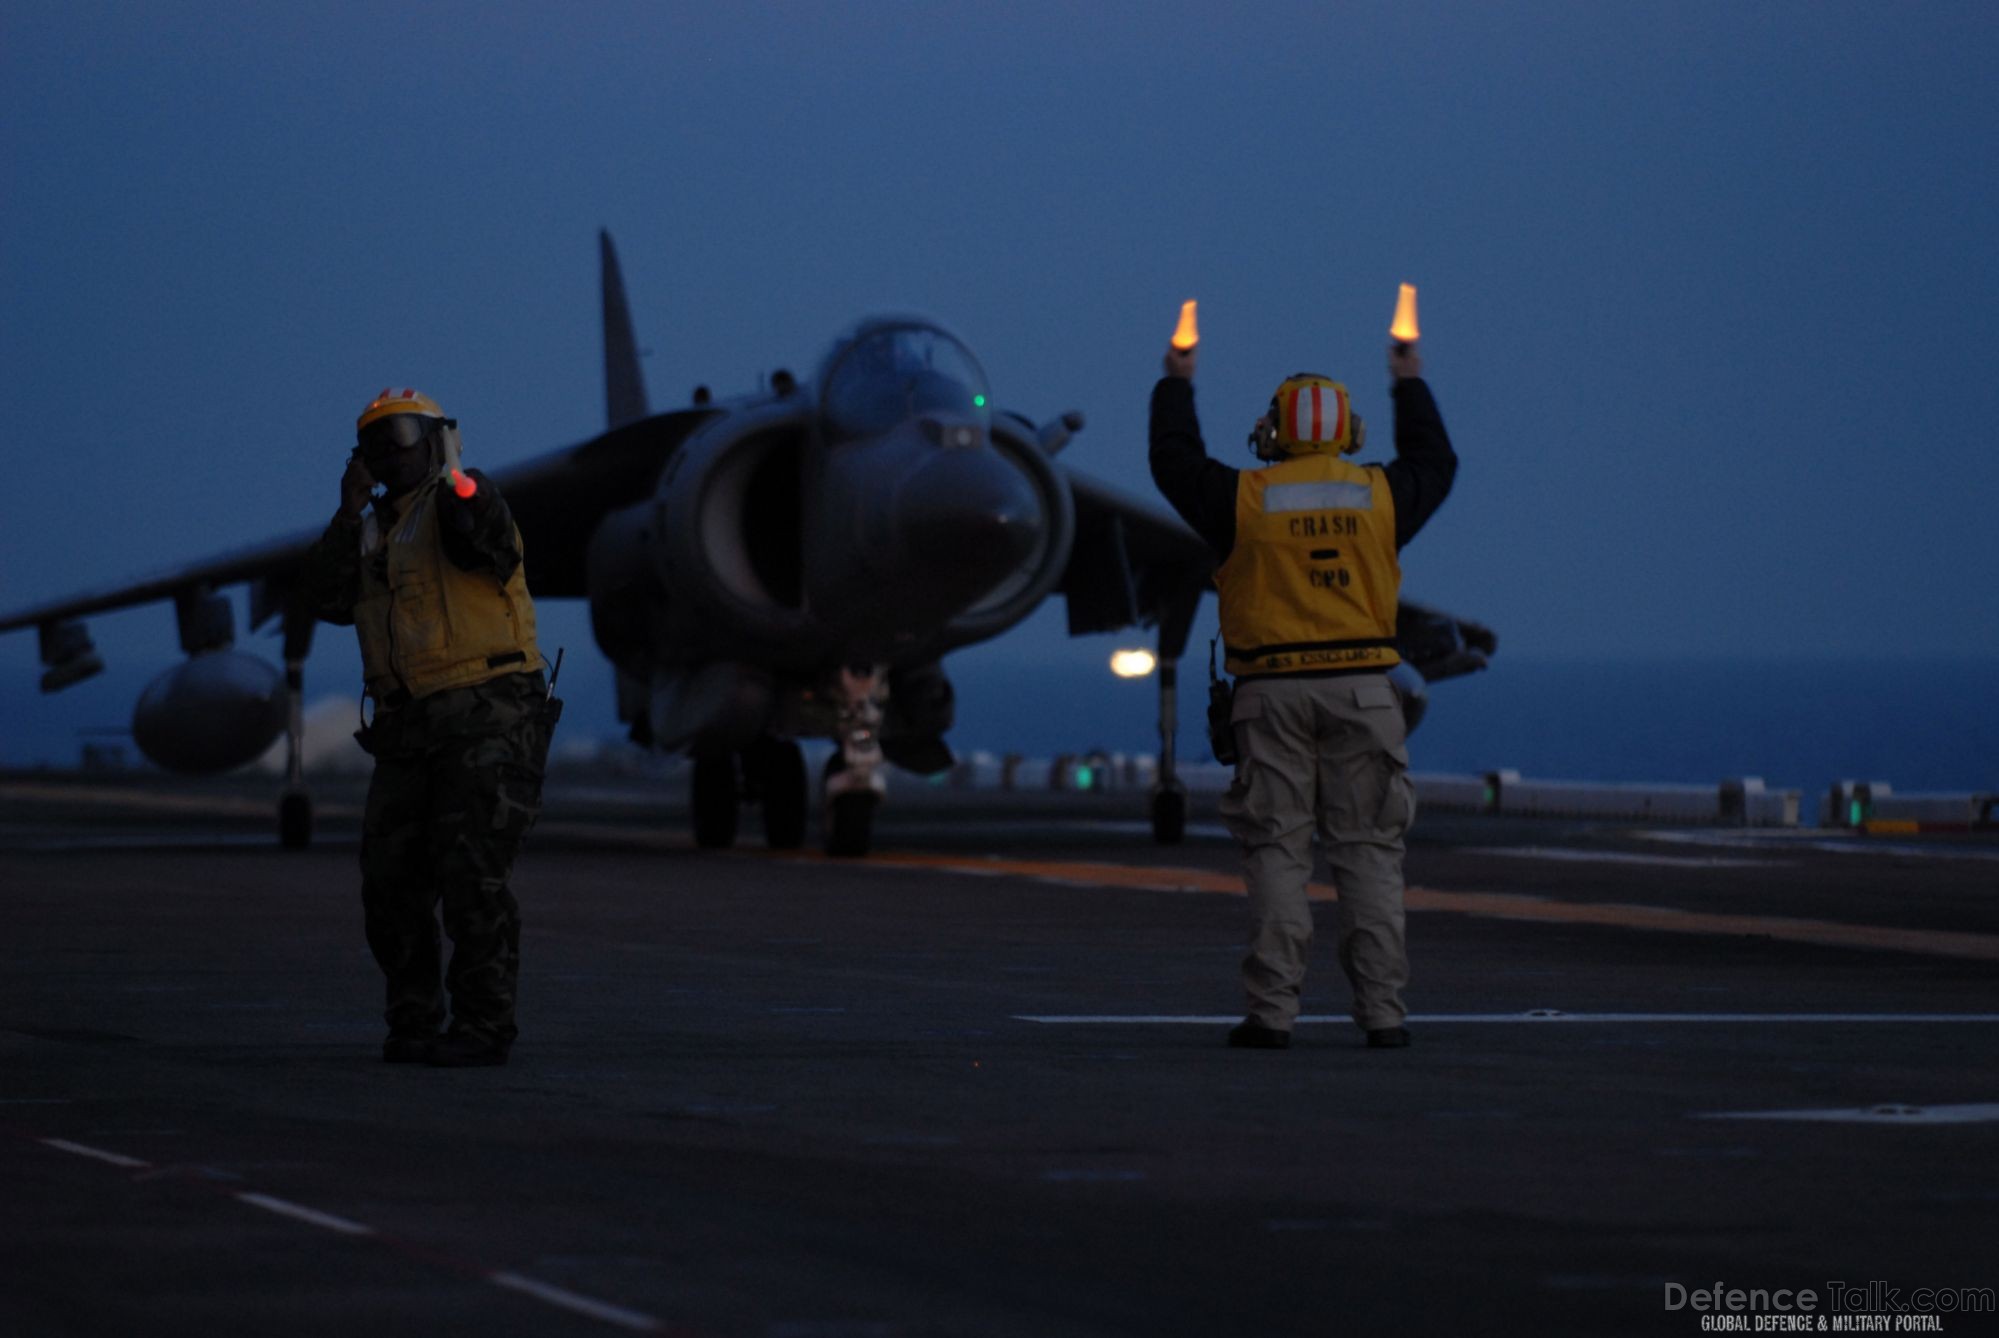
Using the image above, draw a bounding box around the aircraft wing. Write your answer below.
[1396,599,1498,683]
[486,408,715,596]
[1063,467,1213,572]
[0,526,325,637]
[1056,466,1215,660]
[0,407,719,650]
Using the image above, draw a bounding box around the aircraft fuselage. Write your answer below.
[583,318,1069,753]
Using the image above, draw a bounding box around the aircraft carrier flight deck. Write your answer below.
[2,773,1994,1337]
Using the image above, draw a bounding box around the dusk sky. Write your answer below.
[4,2,1995,764]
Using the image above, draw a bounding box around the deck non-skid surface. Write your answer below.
[3,779,1995,1336]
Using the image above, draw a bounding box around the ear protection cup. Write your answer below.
[1262,396,1277,457]
[1247,402,1282,460]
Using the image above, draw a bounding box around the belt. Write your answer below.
[373,654,533,711]
[1225,636,1397,660]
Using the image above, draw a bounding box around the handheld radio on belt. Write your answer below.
[1207,638,1238,766]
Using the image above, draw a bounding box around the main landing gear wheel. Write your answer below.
[692,753,739,849]
[278,791,313,850]
[822,754,877,858]
[1151,786,1187,845]
[825,792,876,858]
[752,738,808,850]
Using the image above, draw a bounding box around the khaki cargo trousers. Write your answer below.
[1219,672,1417,1034]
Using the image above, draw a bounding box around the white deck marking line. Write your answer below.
[1639,830,1999,863]
[1700,1103,1999,1125]
[1016,1013,1999,1025]
[235,1192,374,1236]
[489,1270,664,1332]
[1458,846,1778,869]
[28,1131,673,1333]
[40,1138,150,1168]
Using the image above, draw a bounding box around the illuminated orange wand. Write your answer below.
[440,426,478,499]
[1390,283,1420,352]
[1171,300,1199,352]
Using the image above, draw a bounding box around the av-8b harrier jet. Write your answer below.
[0,233,1495,855]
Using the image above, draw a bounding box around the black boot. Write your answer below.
[381,1031,437,1064]
[1227,1017,1292,1050]
[425,1030,510,1067]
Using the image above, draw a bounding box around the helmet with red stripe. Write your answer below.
[1252,373,1366,460]
[353,387,459,499]
[356,387,446,435]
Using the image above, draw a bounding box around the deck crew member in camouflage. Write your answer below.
[302,387,557,1068]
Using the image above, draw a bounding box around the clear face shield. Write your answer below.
[434,419,464,478]
[357,413,454,495]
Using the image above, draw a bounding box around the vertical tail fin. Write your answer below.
[600,229,650,428]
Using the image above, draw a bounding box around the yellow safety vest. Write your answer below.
[1216,454,1401,677]
[353,481,544,702]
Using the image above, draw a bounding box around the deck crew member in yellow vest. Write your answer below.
[1149,336,1456,1050]
[302,388,558,1068]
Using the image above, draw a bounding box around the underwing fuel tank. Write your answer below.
[131,650,288,774]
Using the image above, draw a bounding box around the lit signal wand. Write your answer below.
[1390,283,1420,354]
[441,427,478,499]
[1171,300,1199,352]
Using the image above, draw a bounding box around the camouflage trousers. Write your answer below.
[358,672,557,1045]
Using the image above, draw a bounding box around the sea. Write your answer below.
[4,656,1993,806]
[943,656,1999,800]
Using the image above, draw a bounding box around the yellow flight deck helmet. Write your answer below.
[356,387,451,455]
[357,386,445,431]
[1254,374,1365,460]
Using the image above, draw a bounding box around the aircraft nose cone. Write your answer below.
[900,448,1043,590]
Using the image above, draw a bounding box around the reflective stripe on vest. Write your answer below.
[353,482,544,702]
[1216,455,1400,677]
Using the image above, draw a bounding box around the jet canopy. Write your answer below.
[818,319,991,442]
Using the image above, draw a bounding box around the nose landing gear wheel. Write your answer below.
[825,791,877,857]
[751,738,808,850]
[822,753,877,858]
[692,753,739,849]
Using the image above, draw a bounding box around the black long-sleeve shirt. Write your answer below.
[300,469,523,626]
[1148,376,1457,560]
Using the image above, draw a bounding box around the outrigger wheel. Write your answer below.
[278,790,313,850]
[692,752,739,849]
[1151,783,1187,845]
